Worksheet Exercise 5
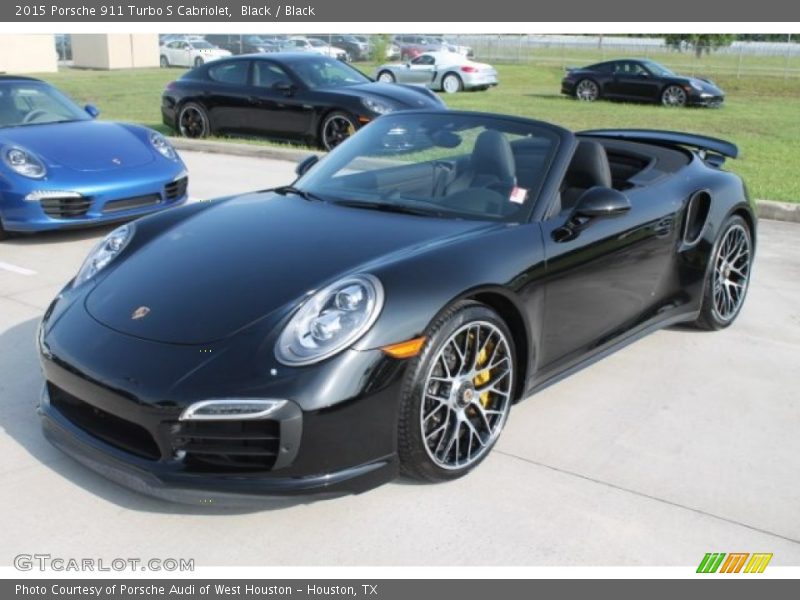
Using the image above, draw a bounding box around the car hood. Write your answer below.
[85,193,494,345]
[329,82,443,109]
[0,120,154,172]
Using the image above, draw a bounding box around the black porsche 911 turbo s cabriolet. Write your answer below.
[561,59,725,107]
[37,111,755,504]
[161,53,445,150]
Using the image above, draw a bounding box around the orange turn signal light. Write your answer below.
[381,337,426,359]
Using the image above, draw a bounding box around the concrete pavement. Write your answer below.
[0,150,798,566]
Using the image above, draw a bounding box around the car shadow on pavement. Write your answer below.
[0,318,320,515]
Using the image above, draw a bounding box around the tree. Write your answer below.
[665,34,736,58]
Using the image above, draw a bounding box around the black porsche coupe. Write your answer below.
[561,59,725,107]
[38,111,755,503]
[161,53,445,150]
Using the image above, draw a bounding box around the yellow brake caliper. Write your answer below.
[473,343,493,407]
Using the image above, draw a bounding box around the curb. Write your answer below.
[170,137,799,224]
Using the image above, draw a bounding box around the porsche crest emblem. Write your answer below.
[131,306,151,320]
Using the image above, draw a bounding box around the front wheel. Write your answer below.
[377,70,396,83]
[160,55,169,68]
[194,57,204,68]
[694,215,753,330]
[442,73,463,94]
[320,111,357,150]
[398,301,516,482]
[662,85,687,107]
[0,218,8,241]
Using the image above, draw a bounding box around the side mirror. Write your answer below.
[573,186,630,219]
[274,81,295,96]
[553,187,630,243]
[84,104,100,118]
[295,154,319,177]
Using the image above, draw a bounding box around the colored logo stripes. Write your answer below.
[697,552,773,573]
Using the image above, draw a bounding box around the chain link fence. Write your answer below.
[447,35,800,79]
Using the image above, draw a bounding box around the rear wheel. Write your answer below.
[320,111,357,150]
[377,70,396,83]
[662,85,687,107]
[194,57,204,68]
[398,301,516,482]
[178,102,210,138]
[694,215,753,330]
[160,55,169,68]
[575,79,599,101]
[442,73,463,94]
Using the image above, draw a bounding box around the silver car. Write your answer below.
[373,51,498,93]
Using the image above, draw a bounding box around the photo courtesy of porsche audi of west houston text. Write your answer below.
[20,4,319,18]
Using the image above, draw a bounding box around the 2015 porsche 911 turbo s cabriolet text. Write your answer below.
[37,111,756,504]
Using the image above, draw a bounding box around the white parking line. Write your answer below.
[0,261,37,276]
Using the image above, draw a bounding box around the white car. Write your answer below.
[159,39,231,68]
[308,38,350,61]
[285,37,316,52]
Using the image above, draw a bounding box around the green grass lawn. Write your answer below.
[35,63,800,202]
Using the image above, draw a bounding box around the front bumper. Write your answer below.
[688,93,725,107]
[37,293,405,503]
[1,167,188,233]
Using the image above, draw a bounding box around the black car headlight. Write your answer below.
[73,223,134,287]
[361,97,395,115]
[3,145,46,179]
[275,274,384,366]
[149,131,177,160]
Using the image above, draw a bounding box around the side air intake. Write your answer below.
[683,190,711,246]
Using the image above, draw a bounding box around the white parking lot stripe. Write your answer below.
[0,261,37,276]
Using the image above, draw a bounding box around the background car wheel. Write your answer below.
[160,55,169,68]
[178,102,210,138]
[377,70,396,83]
[442,73,463,94]
[320,111,357,150]
[194,57,204,68]
[694,215,753,330]
[398,301,516,482]
[662,85,688,107]
[575,79,599,101]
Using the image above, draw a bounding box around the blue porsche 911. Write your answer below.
[0,76,189,240]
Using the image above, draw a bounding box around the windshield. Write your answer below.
[0,81,91,128]
[290,58,370,88]
[642,60,675,77]
[296,113,561,222]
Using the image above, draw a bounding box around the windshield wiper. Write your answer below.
[271,185,325,202]
[333,199,442,218]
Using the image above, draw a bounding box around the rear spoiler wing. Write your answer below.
[578,129,738,161]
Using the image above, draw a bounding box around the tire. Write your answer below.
[319,111,357,151]
[442,73,463,94]
[694,215,753,330]
[575,78,600,101]
[377,70,396,83]
[398,301,516,482]
[661,85,687,107]
[177,102,211,139]
[160,55,169,68]
[0,218,8,241]
[194,57,204,68]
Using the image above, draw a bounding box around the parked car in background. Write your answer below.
[54,34,71,61]
[284,37,317,53]
[308,38,350,61]
[160,39,231,68]
[375,52,498,93]
[0,76,188,240]
[561,58,725,107]
[161,54,445,150]
[326,35,370,60]
[204,34,277,55]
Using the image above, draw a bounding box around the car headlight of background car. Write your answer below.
[73,223,134,287]
[149,131,177,160]
[276,274,384,366]
[361,97,395,115]
[2,145,46,178]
